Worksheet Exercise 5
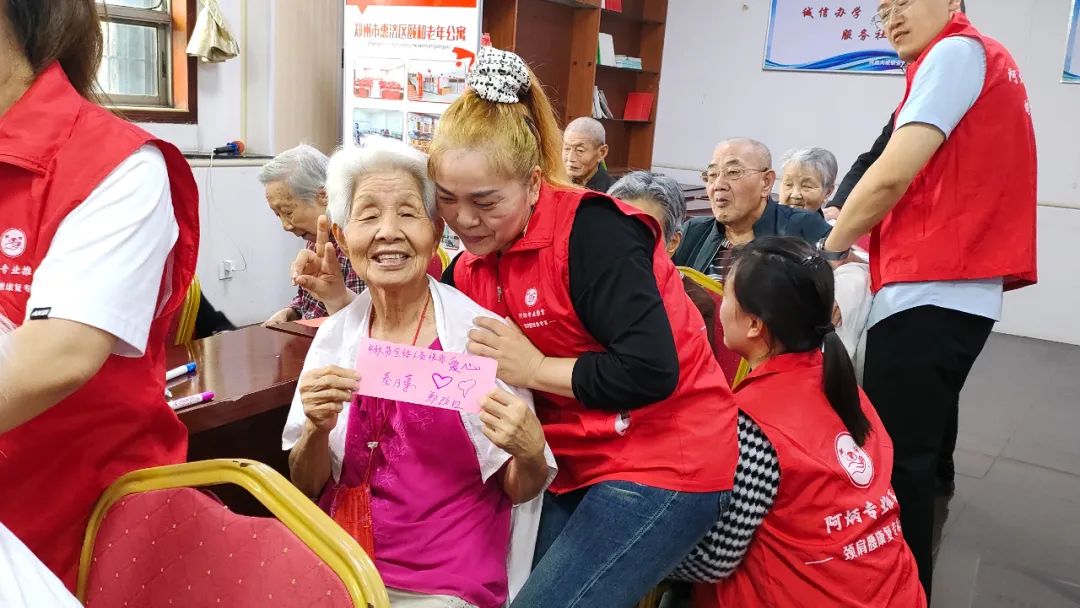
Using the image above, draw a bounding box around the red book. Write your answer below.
[623,92,654,122]
[605,0,623,12]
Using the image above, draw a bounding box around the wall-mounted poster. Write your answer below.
[1065,0,1080,83]
[764,1,903,74]
[343,0,482,151]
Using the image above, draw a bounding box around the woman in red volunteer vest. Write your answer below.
[428,47,738,606]
[0,0,198,589]
[681,237,924,607]
[823,1,1037,596]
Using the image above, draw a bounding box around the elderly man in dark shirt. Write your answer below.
[562,117,615,192]
[674,138,832,282]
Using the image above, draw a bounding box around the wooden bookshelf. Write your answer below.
[483,0,668,172]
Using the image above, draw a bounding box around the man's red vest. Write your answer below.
[702,351,926,607]
[0,64,198,589]
[871,14,1037,293]
[454,185,737,493]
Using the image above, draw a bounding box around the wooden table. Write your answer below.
[166,326,313,513]
[167,325,312,433]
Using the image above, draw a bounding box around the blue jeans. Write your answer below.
[511,481,730,608]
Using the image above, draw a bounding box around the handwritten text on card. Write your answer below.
[354,337,497,413]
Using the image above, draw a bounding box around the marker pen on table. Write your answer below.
[168,391,215,411]
[166,362,197,382]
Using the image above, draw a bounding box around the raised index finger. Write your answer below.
[316,214,330,252]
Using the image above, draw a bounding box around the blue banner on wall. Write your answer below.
[764,1,903,74]
[1065,0,1080,83]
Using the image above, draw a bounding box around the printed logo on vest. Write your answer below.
[1,229,27,258]
[615,410,631,436]
[29,308,51,320]
[835,432,874,488]
[524,287,538,307]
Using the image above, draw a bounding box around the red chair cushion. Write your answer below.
[84,488,353,608]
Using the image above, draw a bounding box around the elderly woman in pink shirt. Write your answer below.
[283,138,556,608]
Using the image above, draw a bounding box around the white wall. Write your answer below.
[191,161,302,326]
[142,0,274,154]
[138,0,296,326]
[655,0,1080,345]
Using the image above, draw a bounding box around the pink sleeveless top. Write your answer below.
[319,339,512,608]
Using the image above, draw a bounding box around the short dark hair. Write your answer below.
[4,0,103,100]
[730,236,870,444]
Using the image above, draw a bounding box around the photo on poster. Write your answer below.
[341,0,481,148]
[1065,0,1080,83]
[764,1,903,74]
[408,60,468,103]
[407,112,440,153]
[352,108,404,144]
[441,225,461,252]
[352,58,407,99]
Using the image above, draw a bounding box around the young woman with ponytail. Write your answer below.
[430,48,740,606]
[683,236,925,607]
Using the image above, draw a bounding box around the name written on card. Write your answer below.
[355,337,497,413]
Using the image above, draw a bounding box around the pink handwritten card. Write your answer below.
[354,337,497,413]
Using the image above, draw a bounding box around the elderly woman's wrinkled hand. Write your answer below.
[292,215,351,312]
[299,365,359,434]
[467,317,545,389]
[479,389,545,460]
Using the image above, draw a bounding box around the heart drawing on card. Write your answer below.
[458,379,477,397]
[432,373,453,390]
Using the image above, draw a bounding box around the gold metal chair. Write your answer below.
[77,459,389,608]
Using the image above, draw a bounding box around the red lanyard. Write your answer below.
[361,294,431,484]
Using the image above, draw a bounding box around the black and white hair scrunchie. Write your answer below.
[467,46,531,104]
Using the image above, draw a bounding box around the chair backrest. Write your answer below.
[170,275,202,347]
[437,245,451,272]
[78,459,389,608]
[677,267,750,388]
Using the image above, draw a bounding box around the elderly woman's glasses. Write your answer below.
[701,166,770,185]
[872,0,918,29]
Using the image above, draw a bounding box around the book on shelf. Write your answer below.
[597,89,615,119]
[614,55,643,70]
[597,33,616,66]
[601,0,623,11]
[623,92,654,122]
[592,86,615,119]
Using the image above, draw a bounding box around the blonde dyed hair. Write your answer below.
[429,67,573,189]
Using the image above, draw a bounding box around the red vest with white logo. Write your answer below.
[702,351,925,607]
[454,185,737,493]
[870,14,1037,293]
[0,64,198,588]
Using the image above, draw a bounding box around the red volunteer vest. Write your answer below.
[454,185,737,493]
[701,351,925,607]
[0,64,198,589]
[871,14,1037,293]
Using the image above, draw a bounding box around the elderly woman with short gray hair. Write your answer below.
[608,172,738,372]
[778,147,839,213]
[258,144,365,326]
[776,149,872,371]
[283,137,556,608]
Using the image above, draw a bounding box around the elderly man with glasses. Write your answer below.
[673,138,832,282]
